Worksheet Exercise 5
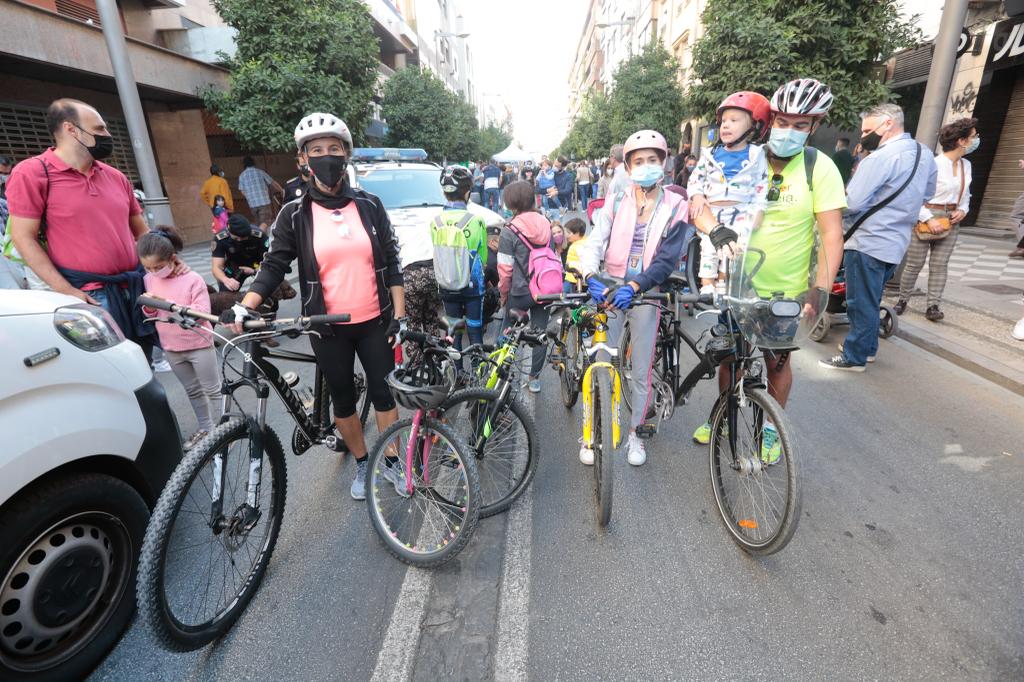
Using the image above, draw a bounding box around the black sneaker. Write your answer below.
[925,305,944,322]
[818,354,866,372]
[893,299,908,316]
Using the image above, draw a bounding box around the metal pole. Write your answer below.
[915,0,970,150]
[95,0,174,227]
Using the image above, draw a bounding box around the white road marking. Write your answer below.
[370,566,433,682]
[494,389,536,681]
[944,443,964,455]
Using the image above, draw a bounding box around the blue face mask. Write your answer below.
[767,128,809,159]
[965,136,980,154]
[629,163,664,187]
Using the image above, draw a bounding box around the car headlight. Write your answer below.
[54,304,125,351]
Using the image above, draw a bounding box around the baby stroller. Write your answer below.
[807,256,898,343]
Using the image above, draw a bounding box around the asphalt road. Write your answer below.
[91,295,1024,680]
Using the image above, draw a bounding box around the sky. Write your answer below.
[459,0,588,155]
[459,0,941,154]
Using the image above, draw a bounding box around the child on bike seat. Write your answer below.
[687,91,772,294]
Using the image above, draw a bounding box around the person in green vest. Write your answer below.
[430,165,488,350]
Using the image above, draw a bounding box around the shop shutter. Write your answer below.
[973,73,1024,233]
[0,101,140,183]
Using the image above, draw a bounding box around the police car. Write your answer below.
[0,290,181,681]
[350,148,504,268]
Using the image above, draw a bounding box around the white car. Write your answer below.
[0,290,182,681]
[352,154,504,269]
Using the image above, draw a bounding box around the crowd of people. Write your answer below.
[2,87,1024,492]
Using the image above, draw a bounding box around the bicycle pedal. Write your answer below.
[325,435,350,453]
[635,424,657,440]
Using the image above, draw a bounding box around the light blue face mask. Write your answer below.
[767,128,809,158]
[965,136,980,154]
[630,163,665,187]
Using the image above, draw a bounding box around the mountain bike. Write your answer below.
[133,295,365,651]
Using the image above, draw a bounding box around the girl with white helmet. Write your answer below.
[577,129,690,467]
[232,112,409,501]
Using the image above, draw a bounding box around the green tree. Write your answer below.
[381,68,481,162]
[685,0,921,129]
[555,89,612,160]
[607,43,686,151]
[205,0,379,152]
[477,122,513,160]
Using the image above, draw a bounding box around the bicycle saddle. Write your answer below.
[508,309,531,325]
[440,315,466,336]
[665,272,688,290]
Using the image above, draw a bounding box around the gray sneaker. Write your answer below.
[381,461,412,498]
[528,377,541,393]
[350,460,368,500]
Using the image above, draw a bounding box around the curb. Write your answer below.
[894,322,1024,398]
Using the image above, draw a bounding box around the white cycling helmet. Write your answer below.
[770,78,833,117]
[294,112,352,152]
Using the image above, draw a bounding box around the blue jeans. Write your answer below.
[842,249,896,366]
[485,187,501,212]
[578,185,589,211]
[441,290,484,349]
[541,194,561,220]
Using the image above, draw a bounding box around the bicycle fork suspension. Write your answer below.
[406,410,429,495]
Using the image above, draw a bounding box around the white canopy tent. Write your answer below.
[491,143,533,163]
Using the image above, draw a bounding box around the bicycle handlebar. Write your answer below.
[137,295,350,331]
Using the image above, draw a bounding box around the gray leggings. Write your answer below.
[165,347,221,432]
[606,303,660,429]
[898,225,959,307]
[507,295,550,377]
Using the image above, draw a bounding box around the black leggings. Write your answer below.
[310,317,396,418]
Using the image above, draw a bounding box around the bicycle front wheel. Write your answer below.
[560,326,582,408]
[137,418,286,651]
[708,387,800,555]
[442,387,538,517]
[366,417,480,567]
[592,369,615,527]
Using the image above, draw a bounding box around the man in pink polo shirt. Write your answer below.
[8,98,157,352]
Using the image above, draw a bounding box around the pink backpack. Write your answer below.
[509,222,564,302]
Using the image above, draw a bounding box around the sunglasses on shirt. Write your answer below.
[766,173,784,202]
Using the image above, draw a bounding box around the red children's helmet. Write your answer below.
[716,91,772,142]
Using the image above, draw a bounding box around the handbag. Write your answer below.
[914,159,964,242]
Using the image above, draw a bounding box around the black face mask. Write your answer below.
[859,125,885,153]
[73,124,114,161]
[307,154,347,190]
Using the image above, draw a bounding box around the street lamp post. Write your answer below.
[95,0,174,227]
[916,0,970,150]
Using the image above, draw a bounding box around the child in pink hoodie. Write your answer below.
[139,226,220,450]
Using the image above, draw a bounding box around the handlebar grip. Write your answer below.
[137,295,174,312]
[403,330,429,344]
[520,330,548,346]
[308,314,351,325]
[241,318,270,331]
[641,293,671,302]
[535,294,563,303]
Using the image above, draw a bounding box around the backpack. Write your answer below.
[430,211,479,291]
[509,221,564,302]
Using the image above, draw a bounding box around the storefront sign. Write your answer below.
[988,16,1024,69]
[957,28,971,58]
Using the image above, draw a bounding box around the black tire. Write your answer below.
[0,474,148,682]
[366,417,480,568]
[137,418,287,651]
[441,387,538,517]
[808,312,830,342]
[619,322,633,413]
[708,387,800,556]
[878,305,897,339]
[592,370,614,528]
[559,327,581,409]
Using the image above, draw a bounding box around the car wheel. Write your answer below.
[0,473,148,682]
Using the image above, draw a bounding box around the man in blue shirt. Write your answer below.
[821,103,937,371]
[482,160,502,212]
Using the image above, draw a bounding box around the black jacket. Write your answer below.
[249,185,403,328]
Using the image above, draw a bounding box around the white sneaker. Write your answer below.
[699,283,716,296]
[152,359,172,373]
[1013,317,1024,341]
[579,444,594,466]
[626,432,646,466]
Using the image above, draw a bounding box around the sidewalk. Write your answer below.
[882,231,1024,396]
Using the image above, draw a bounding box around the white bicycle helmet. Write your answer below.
[294,112,352,152]
[770,78,833,117]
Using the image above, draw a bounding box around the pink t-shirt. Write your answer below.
[311,201,380,324]
[141,270,215,352]
[6,149,142,290]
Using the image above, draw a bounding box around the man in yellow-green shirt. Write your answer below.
[693,78,845,460]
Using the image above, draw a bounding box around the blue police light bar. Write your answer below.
[351,147,429,163]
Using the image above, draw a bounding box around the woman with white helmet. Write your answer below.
[233,112,409,501]
[577,129,690,467]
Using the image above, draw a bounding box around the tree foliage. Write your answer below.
[685,0,921,129]
[204,0,379,152]
[381,68,481,162]
[477,122,513,161]
[556,43,684,158]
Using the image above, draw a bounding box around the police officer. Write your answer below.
[283,155,310,202]
[212,214,269,291]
